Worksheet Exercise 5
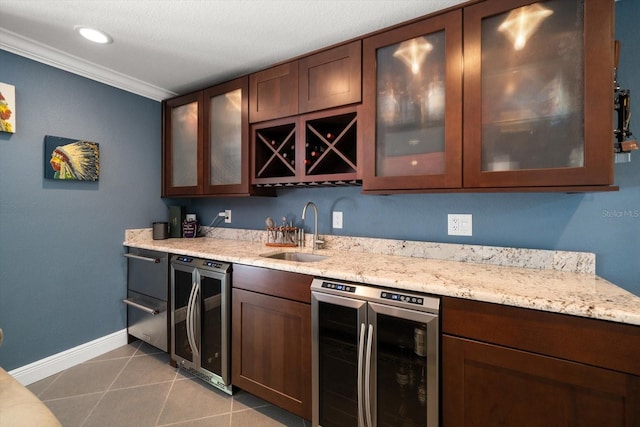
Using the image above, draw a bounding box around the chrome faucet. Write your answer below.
[301,201,323,251]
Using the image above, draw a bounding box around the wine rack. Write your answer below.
[251,107,360,186]
[253,120,297,184]
[304,111,357,179]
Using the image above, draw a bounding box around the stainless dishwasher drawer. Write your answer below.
[125,290,168,352]
[125,249,168,300]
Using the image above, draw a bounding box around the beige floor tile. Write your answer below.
[230,405,305,426]
[83,382,172,427]
[28,342,306,426]
[135,341,166,357]
[39,358,128,400]
[43,392,103,427]
[157,377,233,425]
[157,413,231,427]
[110,352,176,389]
[231,390,272,411]
[26,371,62,397]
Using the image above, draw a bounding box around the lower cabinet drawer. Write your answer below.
[125,290,168,352]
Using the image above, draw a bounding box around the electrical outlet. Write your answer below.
[448,214,472,236]
[224,209,232,224]
[332,211,343,229]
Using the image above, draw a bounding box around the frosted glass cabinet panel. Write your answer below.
[208,89,242,186]
[363,10,462,191]
[482,1,584,171]
[203,77,250,195]
[163,92,203,196]
[209,89,242,185]
[163,77,251,197]
[376,31,446,176]
[171,102,199,187]
[463,0,614,188]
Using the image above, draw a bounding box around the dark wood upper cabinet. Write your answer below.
[362,0,615,193]
[162,91,204,197]
[249,61,299,123]
[163,77,256,197]
[361,10,463,192]
[250,42,363,186]
[298,41,362,114]
[462,0,615,189]
[250,42,361,124]
[202,76,251,195]
[165,0,617,195]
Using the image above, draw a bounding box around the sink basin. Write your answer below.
[261,251,329,262]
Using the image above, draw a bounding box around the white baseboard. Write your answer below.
[8,329,128,386]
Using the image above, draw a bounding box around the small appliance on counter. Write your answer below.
[169,205,186,238]
[152,222,168,240]
[183,213,198,238]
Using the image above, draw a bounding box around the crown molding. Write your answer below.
[0,28,176,101]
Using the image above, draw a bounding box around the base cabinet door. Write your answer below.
[232,288,311,420]
[442,335,640,427]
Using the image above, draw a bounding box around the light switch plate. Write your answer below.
[332,211,343,229]
[448,214,472,236]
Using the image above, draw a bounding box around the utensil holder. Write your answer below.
[265,226,300,247]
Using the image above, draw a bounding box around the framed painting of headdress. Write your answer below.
[0,82,15,134]
[44,135,100,181]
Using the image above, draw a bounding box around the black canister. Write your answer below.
[152,222,169,240]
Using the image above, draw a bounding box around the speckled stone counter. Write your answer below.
[124,228,640,327]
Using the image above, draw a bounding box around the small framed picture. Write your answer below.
[44,135,100,181]
[0,82,15,134]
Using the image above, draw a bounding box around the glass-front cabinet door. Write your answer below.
[203,77,250,195]
[362,10,462,191]
[163,92,203,196]
[463,0,614,188]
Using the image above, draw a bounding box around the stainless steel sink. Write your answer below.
[260,251,329,262]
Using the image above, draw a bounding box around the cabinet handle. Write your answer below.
[123,298,159,315]
[357,323,367,427]
[364,324,374,427]
[124,253,161,263]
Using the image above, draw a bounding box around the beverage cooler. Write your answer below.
[171,255,232,394]
[311,278,439,427]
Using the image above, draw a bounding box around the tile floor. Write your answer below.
[27,341,310,427]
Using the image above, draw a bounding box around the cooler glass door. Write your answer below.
[171,265,197,364]
[312,292,367,427]
[199,270,229,383]
[367,302,439,427]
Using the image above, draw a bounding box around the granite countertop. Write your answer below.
[124,228,640,327]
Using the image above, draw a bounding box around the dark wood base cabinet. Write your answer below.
[443,336,640,426]
[442,297,640,427]
[231,265,312,420]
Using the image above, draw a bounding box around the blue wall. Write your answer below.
[0,50,166,370]
[1,1,638,371]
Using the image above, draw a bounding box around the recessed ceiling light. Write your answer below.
[75,26,113,44]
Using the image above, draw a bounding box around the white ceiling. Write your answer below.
[0,0,467,101]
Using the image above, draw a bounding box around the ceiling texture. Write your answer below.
[0,0,466,101]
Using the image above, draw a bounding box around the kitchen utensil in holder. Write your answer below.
[265,225,300,247]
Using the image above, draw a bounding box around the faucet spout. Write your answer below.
[301,201,323,251]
